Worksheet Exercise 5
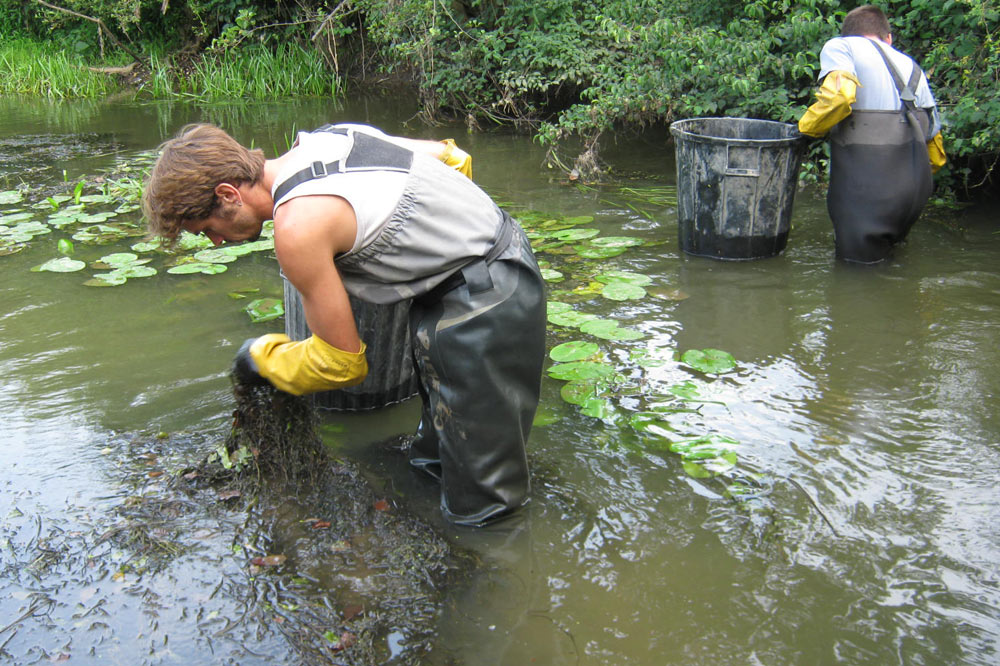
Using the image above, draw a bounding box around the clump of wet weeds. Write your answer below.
[169,375,477,664]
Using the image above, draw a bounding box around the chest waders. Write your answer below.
[827,41,933,264]
[274,126,547,526]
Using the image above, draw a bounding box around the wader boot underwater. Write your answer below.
[827,40,933,264]
[407,219,546,526]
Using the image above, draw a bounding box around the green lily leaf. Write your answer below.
[57,238,74,256]
[194,248,238,264]
[595,270,653,286]
[0,190,24,204]
[579,318,644,340]
[84,272,128,287]
[574,245,627,259]
[550,340,600,362]
[550,228,600,241]
[245,298,284,323]
[131,240,162,253]
[548,310,598,328]
[547,361,616,381]
[580,397,615,419]
[167,262,227,275]
[540,268,564,282]
[681,348,737,374]
[112,265,157,278]
[32,257,86,272]
[0,212,34,224]
[547,301,573,315]
[590,236,645,248]
[601,281,647,301]
[560,380,597,406]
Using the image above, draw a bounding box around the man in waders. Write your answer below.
[798,4,947,263]
[142,123,547,526]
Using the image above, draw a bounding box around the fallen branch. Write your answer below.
[86,63,138,76]
[34,0,144,65]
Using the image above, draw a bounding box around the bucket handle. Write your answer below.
[725,145,760,177]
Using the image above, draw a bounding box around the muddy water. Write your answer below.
[1,96,999,665]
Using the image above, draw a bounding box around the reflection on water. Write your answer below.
[1,97,998,665]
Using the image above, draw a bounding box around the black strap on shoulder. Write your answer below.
[272,126,413,204]
[867,38,923,111]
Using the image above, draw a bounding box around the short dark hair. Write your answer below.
[842,5,891,39]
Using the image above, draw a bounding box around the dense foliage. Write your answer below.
[2,0,998,195]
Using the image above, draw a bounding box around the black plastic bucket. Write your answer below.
[283,277,419,411]
[669,118,804,260]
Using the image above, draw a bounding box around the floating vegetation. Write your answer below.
[3,152,281,320]
[245,298,285,323]
[515,205,746,482]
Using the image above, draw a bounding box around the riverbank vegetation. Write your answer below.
[1,0,997,196]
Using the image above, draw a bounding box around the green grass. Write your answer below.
[151,43,342,101]
[0,38,125,98]
[0,38,342,101]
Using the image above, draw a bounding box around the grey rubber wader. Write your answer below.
[827,42,933,264]
[273,126,546,526]
[408,220,546,526]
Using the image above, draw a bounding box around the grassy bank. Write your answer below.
[0,39,126,98]
[0,38,340,101]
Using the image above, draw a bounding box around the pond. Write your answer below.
[1,95,998,665]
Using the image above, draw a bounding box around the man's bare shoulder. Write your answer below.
[273,194,358,256]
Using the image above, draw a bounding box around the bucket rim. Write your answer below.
[669,116,803,146]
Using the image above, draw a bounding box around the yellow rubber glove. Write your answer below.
[249,333,368,396]
[798,70,860,138]
[928,132,946,173]
[440,138,473,179]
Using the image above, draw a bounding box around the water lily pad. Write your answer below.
[245,298,284,323]
[549,340,600,362]
[547,361,616,381]
[573,244,627,259]
[590,236,645,248]
[131,240,162,253]
[32,257,86,273]
[112,265,157,278]
[560,381,598,405]
[0,237,26,256]
[579,318,644,340]
[601,281,647,301]
[78,211,119,224]
[57,238,75,255]
[540,268,564,282]
[681,348,737,374]
[595,270,652,286]
[548,310,598,328]
[97,252,141,267]
[629,412,675,438]
[547,301,573,315]
[72,224,130,244]
[0,212,34,224]
[78,194,114,204]
[175,232,215,251]
[84,272,128,287]
[4,221,50,238]
[167,262,228,275]
[551,228,600,241]
[580,397,615,419]
[194,248,238,264]
[0,190,24,204]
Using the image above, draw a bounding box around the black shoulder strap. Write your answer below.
[272,126,413,204]
[867,38,923,111]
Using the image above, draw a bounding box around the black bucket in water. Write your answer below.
[283,277,419,411]
[669,117,804,260]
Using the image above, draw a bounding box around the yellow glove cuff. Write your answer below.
[928,132,946,173]
[250,333,368,396]
[440,138,473,179]
[798,70,859,138]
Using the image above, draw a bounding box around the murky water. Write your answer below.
[1,96,998,665]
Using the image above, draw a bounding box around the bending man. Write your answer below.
[799,4,946,263]
[142,123,547,526]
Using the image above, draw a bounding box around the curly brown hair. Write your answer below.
[142,124,265,243]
